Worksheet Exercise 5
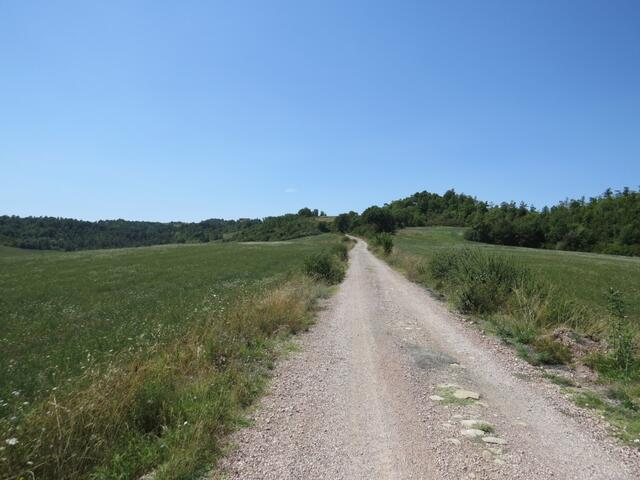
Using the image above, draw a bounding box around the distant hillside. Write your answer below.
[466,188,640,256]
[231,214,329,242]
[334,187,640,256]
[0,209,328,251]
[332,189,487,236]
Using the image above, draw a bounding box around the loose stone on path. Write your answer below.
[482,437,508,445]
[453,389,480,400]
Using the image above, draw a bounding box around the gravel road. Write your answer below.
[218,239,640,479]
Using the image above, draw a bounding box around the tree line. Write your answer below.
[333,188,640,256]
[0,209,328,251]
[333,190,486,235]
[232,214,330,242]
[5,188,639,256]
[466,188,640,256]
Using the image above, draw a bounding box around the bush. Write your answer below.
[429,249,594,337]
[374,232,393,255]
[361,206,396,233]
[334,214,353,233]
[303,252,345,285]
[401,247,608,368]
[233,214,323,242]
[441,249,527,314]
[332,243,349,262]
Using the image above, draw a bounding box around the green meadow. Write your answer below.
[394,227,640,320]
[0,234,344,479]
[0,235,339,418]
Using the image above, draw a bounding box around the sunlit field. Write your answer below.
[394,227,640,320]
[0,235,339,420]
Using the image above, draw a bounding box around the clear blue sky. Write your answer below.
[1,1,639,221]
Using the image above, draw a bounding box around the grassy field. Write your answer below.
[394,227,640,320]
[0,245,50,257]
[0,234,344,478]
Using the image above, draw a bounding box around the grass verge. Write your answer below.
[377,229,640,447]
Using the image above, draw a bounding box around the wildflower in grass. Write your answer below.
[5,438,18,446]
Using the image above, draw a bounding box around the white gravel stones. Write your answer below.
[460,419,492,429]
[482,437,508,445]
[453,389,480,400]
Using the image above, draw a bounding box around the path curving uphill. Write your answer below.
[219,238,640,479]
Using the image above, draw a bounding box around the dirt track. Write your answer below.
[219,239,640,479]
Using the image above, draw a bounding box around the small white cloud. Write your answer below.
[284,187,297,193]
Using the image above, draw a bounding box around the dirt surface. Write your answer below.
[218,239,640,479]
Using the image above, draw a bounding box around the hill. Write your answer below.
[231,214,329,241]
[0,209,329,251]
[334,187,640,256]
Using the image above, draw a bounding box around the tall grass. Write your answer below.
[430,249,530,314]
[391,247,607,364]
[394,226,640,320]
[397,246,606,339]
[0,276,329,479]
[391,244,639,368]
[607,288,637,378]
[374,233,394,255]
[365,232,394,256]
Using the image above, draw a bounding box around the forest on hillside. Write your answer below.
[465,188,640,256]
[4,188,639,256]
[0,208,327,251]
[0,216,247,250]
[334,188,640,256]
